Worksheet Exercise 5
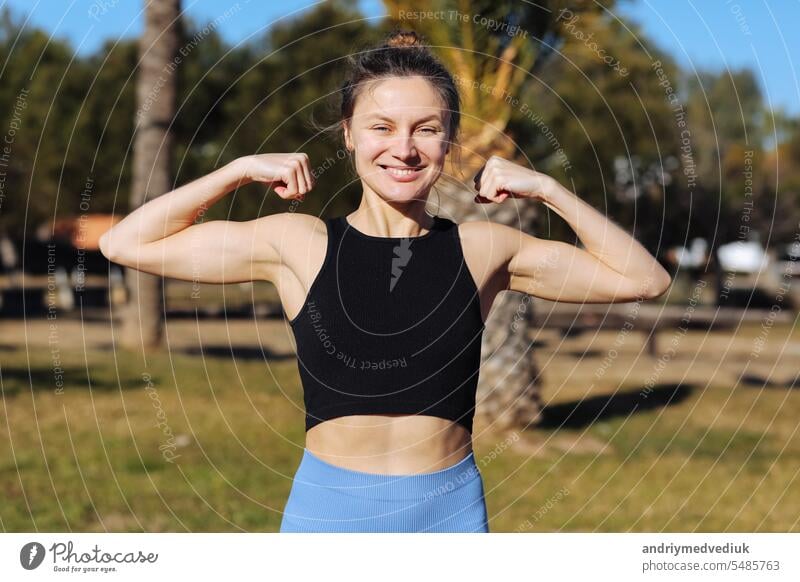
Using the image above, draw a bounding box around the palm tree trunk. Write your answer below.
[120,0,181,351]
[433,176,543,431]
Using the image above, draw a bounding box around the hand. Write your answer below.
[236,153,315,200]
[472,155,554,204]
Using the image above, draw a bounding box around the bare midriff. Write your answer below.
[304,414,473,475]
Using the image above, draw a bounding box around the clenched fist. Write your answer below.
[237,153,315,200]
[472,155,555,204]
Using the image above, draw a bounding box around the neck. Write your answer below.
[350,190,434,238]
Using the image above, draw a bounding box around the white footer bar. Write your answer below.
[2,533,798,581]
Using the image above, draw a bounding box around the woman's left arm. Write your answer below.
[473,156,672,303]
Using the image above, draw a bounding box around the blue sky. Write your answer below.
[3,0,798,116]
[616,0,800,117]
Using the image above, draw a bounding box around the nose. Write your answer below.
[390,133,419,161]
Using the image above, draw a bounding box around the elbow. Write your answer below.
[98,232,114,260]
[645,269,672,300]
[98,232,109,255]
[99,230,125,263]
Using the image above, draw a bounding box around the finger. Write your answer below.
[494,174,512,201]
[295,164,308,198]
[494,186,512,202]
[292,160,307,195]
[297,157,311,194]
[280,166,297,198]
[478,169,498,201]
[300,154,314,191]
[296,165,307,200]
[483,174,508,204]
[298,163,310,199]
[472,165,486,191]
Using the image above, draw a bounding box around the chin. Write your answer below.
[376,183,431,202]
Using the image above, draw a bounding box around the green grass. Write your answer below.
[1,321,799,532]
[487,366,800,532]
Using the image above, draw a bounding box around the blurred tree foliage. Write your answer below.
[526,8,681,246]
[0,1,797,247]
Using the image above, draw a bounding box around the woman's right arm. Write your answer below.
[99,153,314,284]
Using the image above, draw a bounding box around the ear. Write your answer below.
[342,121,353,151]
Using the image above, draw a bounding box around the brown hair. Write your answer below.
[338,29,462,171]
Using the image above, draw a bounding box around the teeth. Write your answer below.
[384,166,419,176]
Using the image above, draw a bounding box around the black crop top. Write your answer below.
[288,214,486,434]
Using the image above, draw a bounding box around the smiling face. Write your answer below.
[343,75,451,203]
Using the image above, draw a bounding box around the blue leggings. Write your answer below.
[279,448,490,533]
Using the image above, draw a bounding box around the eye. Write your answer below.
[418,127,438,134]
[373,126,390,132]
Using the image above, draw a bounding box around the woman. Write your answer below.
[101,30,671,533]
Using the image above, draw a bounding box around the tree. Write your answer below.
[0,7,87,237]
[120,0,181,351]
[534,11,682,250]
[758,110,800,244]
[685,68,766,244]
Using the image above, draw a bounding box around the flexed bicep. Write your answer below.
[507,232,657,304]
[105,215,285,284]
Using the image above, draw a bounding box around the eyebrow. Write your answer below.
[366,114,443,124]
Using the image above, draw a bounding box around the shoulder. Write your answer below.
[249,212,328,269]
[253,211,326,231]
[456,219,520,260]
[453,219,521,292]
[253,212,326,248]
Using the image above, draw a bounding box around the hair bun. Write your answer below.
[385,30,423,48]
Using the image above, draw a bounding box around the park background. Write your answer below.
[1,0,799,532]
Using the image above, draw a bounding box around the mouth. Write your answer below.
[378,164,426,181]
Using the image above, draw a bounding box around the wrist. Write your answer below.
[537,175,563,204]
[226,156,254,186]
